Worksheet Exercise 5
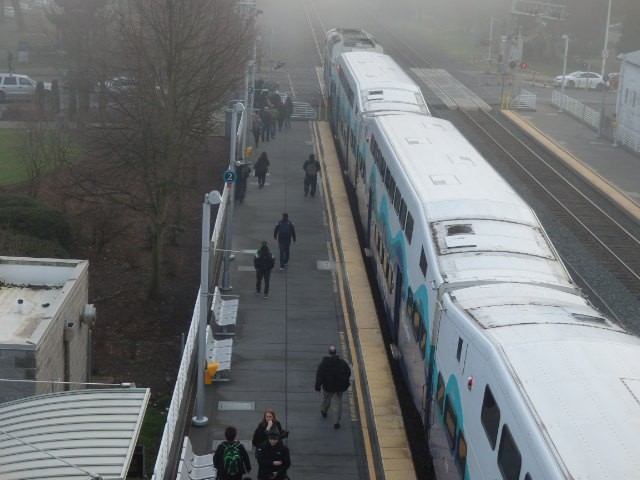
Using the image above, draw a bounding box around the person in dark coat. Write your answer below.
[252,112,263,147]
[234,160,251,203]
[284,95,293,129]
[252,408,284,448]
[213,426,252,480]
[253,151,270,189]
[315,345,351,429]
[273,212,296,270]
[254,241,275,298]
[302,154,321,197]
[255,429,291,480]
[260,108,272,142]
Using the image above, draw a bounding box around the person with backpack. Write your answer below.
[213,426,252,480]
[255,429,291,480]
[273,212,296,271]
[315,345,351,429]
[253,152,270,189]
[254,241,275,298]
[302,154,321,198]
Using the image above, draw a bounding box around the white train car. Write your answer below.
[323,29,382,125]
[333,51,430,185]
[352,112,640,479]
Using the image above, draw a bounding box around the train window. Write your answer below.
[405,213,414,244]
[447,224,474,235]
[419,327,427,359]
[419,248,428,277]
[444,396,457,449]
[394,189,402,214]
[384,167,391,190]
[455,431,467,477]
[456,338,463,362]
[481,386,501,450]
[407,288,414,316]
[389,178,396,203]
[399,200,407,229]
[497,425,521,480]
[436,373,445,413]
[411,302,421,340]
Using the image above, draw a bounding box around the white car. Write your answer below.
[0,73,52,102]
[555,71,603,89]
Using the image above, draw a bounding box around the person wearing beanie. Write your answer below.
[255,428,291,480]
[254,241,275,299]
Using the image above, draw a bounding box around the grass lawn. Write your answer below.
[0,129,27,186]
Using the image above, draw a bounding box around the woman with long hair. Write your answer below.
[252,408,283,448]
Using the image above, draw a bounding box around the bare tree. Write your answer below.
[63,0,253,298]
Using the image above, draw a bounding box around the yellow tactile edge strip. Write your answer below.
[503,110,640,223]
[313,121,418,480]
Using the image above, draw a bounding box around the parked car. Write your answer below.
[0,73,52,102]
[554,71,603,89]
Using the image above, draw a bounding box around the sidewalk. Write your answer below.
[188,121,367,479]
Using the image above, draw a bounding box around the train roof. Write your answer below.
[325,28,381,50]
[451,284,640,479]
[373,113,574,289]
[339,52,430,115]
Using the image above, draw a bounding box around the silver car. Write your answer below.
[0,73,52,102]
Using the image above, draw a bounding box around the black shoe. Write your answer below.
[334,423,340,429]
[304,192,308,197]
[321,410,327,418]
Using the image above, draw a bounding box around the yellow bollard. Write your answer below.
[204,362,220,384]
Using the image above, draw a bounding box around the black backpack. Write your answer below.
[222,442,241,476]
[257,249,274,270]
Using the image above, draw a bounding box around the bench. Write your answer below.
[211,286,239,335]
[205,325,233,382]
[177,436,216,480]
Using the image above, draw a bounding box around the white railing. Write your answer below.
[151,187,230,480]
[292,102,317,120]
[551,90,601,130]
[510,90,536,110]
[616,123,640,154]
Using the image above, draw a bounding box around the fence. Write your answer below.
[510,90,536,110]
[151,187,230,480]
[616,123,640,154]
[551,90,601,130]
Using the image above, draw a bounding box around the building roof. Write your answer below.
[0,388,150,479]
[619,50,640,67]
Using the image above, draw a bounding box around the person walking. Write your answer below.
[213,426,252,480]
[252,408,284,448]
[284,95,293,129]
[269,106,279,139]
[254,241,275,299]
[273,213,296,271]
[260,108,272,143]
[255,429,291,480]
[234,160,251,203]
[315,345,351,429]
[252,112,263,148]
[302,154,321,197]
[253,151,270,189]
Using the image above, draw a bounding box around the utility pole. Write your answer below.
[601,0,612,76]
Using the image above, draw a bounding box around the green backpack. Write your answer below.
[223,442,241,476]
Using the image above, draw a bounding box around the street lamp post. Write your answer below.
[221,102,245,292]
[601,0,612,77]
[193,190,222,427]
[560,34,569,113]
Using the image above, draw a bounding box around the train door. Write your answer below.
[392,266,403,343]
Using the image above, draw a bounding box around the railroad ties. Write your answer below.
[411,68,491,112]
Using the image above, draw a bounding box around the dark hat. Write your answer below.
[267,429,280,438]
[261,240,268,248]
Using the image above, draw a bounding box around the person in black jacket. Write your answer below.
[255,429,291,480]
[253,151,270,189]
[254,241,275,298]
[315,345,351,429]
[302,154,321,197]
[213,426,252,480]
[252,408,284,448]
[273,212,296,270]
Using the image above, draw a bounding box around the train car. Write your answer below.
[323,28,382,127]
[349,112,640,479]
[332,51,430,184]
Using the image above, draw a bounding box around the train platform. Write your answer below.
[503,100,640,222]
[186,118,416,479]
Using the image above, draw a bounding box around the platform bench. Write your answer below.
[177,436,216,479]
[205,325,233,382]
[211,286,239,335]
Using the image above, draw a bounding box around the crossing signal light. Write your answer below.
[520,62,527,70]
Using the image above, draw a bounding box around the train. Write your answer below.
[324,30,640,480]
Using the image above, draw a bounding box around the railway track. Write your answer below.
[439,108,640,303]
